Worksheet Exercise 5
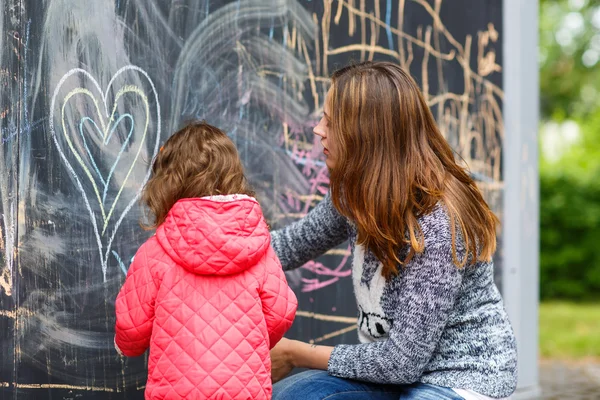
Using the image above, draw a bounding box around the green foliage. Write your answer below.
[540,173,600,300]
[540,109,600,179]
[539,0,600,121]
[539,0,600,301]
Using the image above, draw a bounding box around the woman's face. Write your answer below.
[313,89,336,169]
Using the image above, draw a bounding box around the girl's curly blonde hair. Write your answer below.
[142,121,254,229]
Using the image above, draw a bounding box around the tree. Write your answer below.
[540,0,600,121]
[539,0,600,300]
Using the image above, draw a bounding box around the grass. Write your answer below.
[539,301,600,361]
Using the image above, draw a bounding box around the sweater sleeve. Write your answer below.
[327,239,464,384]
[271,192,350,271]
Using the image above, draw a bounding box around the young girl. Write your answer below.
[115,121,297,399]
[269,61,517,399]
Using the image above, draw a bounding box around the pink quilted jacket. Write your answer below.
[115,195,297,399]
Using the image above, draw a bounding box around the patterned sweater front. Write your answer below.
[271,193,517,398]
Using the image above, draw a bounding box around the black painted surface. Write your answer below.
[0,1,502,398]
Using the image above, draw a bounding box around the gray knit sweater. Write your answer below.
[271,193,517,398]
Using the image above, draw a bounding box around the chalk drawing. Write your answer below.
[49,66,160,281]
[0,0,506,391]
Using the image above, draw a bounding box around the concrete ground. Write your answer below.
[538,360,600,399]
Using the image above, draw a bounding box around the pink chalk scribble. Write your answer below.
[299,244,352,292]
[277,119,353,293]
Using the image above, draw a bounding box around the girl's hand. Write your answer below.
[270,338,296,383]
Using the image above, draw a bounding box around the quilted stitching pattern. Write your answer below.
[115,197,297,399]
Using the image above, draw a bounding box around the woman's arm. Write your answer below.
[271,192,350,271]
[270,338,333,383]
[326,241,464,384]
[273,239,464,384]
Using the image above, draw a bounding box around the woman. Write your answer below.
[269,62,517,400]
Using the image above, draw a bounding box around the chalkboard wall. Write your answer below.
[0,0,502,398]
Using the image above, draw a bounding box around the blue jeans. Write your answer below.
[272,370,465,400]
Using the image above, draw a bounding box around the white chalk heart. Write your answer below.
[49,66,161,281]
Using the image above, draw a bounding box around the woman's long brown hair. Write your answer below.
[328,61,499,278]
[142,121,254,229]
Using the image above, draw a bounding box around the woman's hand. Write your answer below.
[270,338,335,383]
[270,338,296,383]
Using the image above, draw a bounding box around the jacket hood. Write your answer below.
[156,195,270,276]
